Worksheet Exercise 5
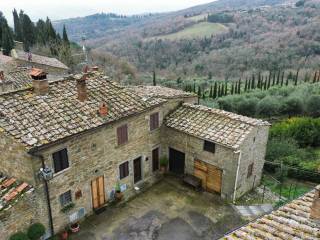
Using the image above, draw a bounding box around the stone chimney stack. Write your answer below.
[310,186,320,221]
[76,74,88,102]
[31,68,49,95]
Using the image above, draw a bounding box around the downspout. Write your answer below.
[31,153,54,237]
[233,150,242,204]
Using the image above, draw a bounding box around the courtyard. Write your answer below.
[70,176,246,240]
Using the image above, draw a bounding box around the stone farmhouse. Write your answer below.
[0,69,269,238]
[222,185,320,239]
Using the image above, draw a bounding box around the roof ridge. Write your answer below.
[182,103,270,127]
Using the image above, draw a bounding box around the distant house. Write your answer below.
[0,69,269,238]
[222,185,320,239]
[10,49,69,77]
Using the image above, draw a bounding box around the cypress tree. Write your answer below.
[276,69,281,85]
[264,76,267,90]
[286,73,289,86]
[317,71,320,82]
[21,13,36,51]
[224,82,228,96]
[272,72,276,86]
[238,79,241,94]
[218,85,221,97]
[213,82,218,99]
[251,74,255,89]
[231,84,234,95]
[244,78,248,92]
[294,70,299,86]
[221,84,225,96]
[281,71,285,86]
[152,70,156,86]
[13,9,23,42]
[62,25,69,44]
[209,85,213,98]
[197,86,202,97]
[1,23,14,55]
[193,81,196,93]
[313,71,317,83]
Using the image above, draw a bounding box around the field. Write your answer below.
[148,22,228,41]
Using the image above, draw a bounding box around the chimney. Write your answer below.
[76,74,88,102]
[310,186,320,222]
[31,68,49,95]
[99,102,108,117]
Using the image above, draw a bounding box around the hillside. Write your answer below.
[53,0,320,82]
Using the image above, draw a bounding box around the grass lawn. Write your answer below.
[262,174,315,200]
[148,22,228,41]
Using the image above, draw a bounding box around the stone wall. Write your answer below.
[0,190,47,240]
[34,104,170,233]
[161,127,239,200]
[0,132,35,184]
[234,125,270,199]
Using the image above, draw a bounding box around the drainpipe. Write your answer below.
[233,150,242,204]
[31,153,54,237]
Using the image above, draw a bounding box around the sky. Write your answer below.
[1,0,215,25]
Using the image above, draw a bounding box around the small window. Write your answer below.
[117,124,128,145]
[60,190,72,207]
[247,163,254,178]
[119,161,129,179]
[150,112,160,131]
[53,148,69,173]
[203,141,216,153]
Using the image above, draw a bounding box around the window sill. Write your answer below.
[53,167,71,178]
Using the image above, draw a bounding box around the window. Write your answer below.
[117,124,128,145]
[152,148,160,172]
[247,163,254,178]
[150,112,160,131]
[52,148,69,173]
[203,141,216,153]
[60,190,72,207]
[119,161,129,179]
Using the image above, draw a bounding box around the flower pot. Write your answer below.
[70,223,80,233]
[115,191,123,201]
[160,165,167,173]
[61,231,68,240]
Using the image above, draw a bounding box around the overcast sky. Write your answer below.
[2,0,215,25]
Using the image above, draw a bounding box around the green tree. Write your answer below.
[1,21,14,55]
[213,82,218,99]
[62,25,69,44]
[13,9,23,42]
[9,232,29,240]
[27,223,45,240]
[21,12,36,51]
[256,96,281,117]
[306,95,320,117]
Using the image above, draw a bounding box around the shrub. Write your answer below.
[236,97,258,117]
[9,232,29,240]
[256,96,281,117]
[27,223,46,240]
[306,95,320,117]
[281,97,304,116]
[266,137,299,162]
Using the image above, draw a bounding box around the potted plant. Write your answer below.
[115,181,123,201]
[27,223,46,240]
[160,156,168,173]
[61,229,68,240]
[70,222,80,233]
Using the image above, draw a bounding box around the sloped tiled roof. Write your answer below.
[128,85,197,99]
[0,72,166,150]
[222,186,320,240]
[0,54,13,66]
[14,50,69,70]
[0,174,33,212]
[1,68,33,90]
[165,103,270,149]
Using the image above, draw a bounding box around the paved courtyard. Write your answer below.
[70,177,246,240]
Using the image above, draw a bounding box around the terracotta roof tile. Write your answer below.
[0,54,13,65]
[15,50,69,70]
[127,85,197,99]
[0,72,166,150]
[222,186,320,240]
[0,68,33,91]
[165,103,270,149]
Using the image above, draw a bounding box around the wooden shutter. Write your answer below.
[150,112,159,131]
[119,161,129,179]
[117,124,128,145]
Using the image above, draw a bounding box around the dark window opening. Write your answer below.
[150,112,160,131]
[119,161,129,179]
[117,124,128,145]
[53,148,69,173]
[60,190,72,207]
[247,163,254,178]
[152,148,160,172]
[203,141,216,153]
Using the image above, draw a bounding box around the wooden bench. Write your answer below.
[183,174,202,191]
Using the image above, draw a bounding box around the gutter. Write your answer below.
[30,152,54,237]
[233,150,242,203]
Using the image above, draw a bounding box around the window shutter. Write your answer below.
[61,149,69,169]
[117,124,128,145]
[150,112,159,131]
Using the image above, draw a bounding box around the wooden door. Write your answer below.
[169,148,185,175]
[91,176,106,209]
[194,160,222,194]
[134,157,142,183]
[152,148,160,172]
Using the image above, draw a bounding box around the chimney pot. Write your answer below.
[99,102,108,117]
[310,186,320,221]
[76,74,88,102]
[31,68,49,95]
